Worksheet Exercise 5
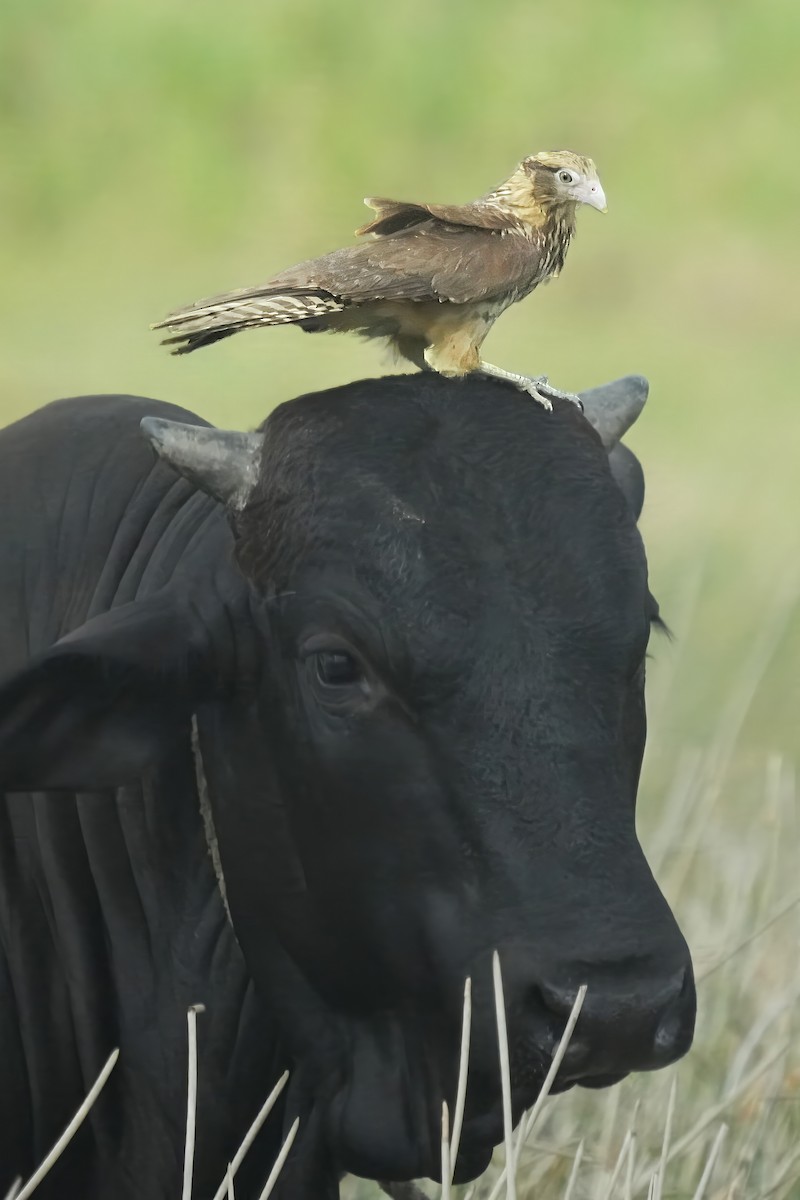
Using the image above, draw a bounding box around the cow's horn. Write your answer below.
[578,375,649,449]
[140,417,262,509]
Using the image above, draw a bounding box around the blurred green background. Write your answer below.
[2,3,800,1192]
[1,0,798,762]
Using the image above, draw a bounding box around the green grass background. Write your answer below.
[1,2,799,1193]
[2,0,798,752]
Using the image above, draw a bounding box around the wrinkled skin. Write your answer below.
[0,375,695,1199]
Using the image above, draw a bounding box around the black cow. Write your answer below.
[0,373,695,1199]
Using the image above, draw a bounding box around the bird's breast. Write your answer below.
[355,299,502,346]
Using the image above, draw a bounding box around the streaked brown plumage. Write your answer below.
[153,150,607,406]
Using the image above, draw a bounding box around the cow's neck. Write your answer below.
[192,713,233,926]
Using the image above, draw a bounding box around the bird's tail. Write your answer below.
[152,285,345,355]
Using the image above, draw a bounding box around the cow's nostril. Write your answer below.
[651,967,696,1066]
[526,982,591,1073]
[537,978,586,1022]
[529,964,695,1077]
[557,1034,591,1075]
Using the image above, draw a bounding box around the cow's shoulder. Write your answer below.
[0,396,223,663]
[0,394,208,494]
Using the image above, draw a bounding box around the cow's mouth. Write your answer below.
[416,1062,630,1185]
[446,1068,628,1182]
[574,1071,629,1089]
[326,1019,625,1186]
[327,1008,637,1187]
[258,935,691,1188]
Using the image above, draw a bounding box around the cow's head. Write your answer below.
[0,375,695,1189]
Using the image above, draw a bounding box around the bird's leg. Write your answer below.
[394,335,429,371]
[479,361,553,410]
[420,340,582,411]
[478,361,584,411]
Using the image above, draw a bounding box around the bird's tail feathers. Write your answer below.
[152,286,344,355]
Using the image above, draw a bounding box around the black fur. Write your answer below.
[0,377,694,1198]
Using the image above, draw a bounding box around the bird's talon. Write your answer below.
[517,378,554,410]
[529,377,584,411]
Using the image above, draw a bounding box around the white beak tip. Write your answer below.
[581,181,608,212]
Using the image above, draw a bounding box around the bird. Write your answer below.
[152,150,607,409]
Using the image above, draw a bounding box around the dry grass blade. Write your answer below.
[724,984,800,1095]
[257,1116,300,1200]
[654,1076,677,1200]
[379,1185,429,1200]
[182,1004,206,1200]
[14,1047,119,1200]
[226,1164,235,1200]
[441,1101,451,1200]
[562,1139,584,1200]
[3,1180,21,1200]
[449,977,472,1183]
[624,1133,636,1200]
[761,1145,800,1199]
[698,894,800,984]
[601,1129,634,1200]
[486,983,587,1200]
[210,1070,290,1200]
[516,984,588,1154]
[690,1124,728,1200]
[492,950,517,1200]
[633,1039,788,1190]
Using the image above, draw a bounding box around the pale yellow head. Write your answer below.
[522,150,607,212]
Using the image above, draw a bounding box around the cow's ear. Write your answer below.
[608,442,645,521]
[0,592,224,791]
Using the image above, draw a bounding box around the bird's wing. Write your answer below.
[153,221,545,356]
[267,221,544,306]
[356,197,513,237]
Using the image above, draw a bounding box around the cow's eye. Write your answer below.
[315,650,363,688]
[300,634,374,711]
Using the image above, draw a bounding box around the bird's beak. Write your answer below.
[578,179,608,212]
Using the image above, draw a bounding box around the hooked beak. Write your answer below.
[578,179,607,213]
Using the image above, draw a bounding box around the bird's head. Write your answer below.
[522,150,607,213]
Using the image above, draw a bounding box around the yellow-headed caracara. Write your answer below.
[153,150,607,409]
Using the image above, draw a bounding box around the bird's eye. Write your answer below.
[315,650,363,688]
[559,170,575,184]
